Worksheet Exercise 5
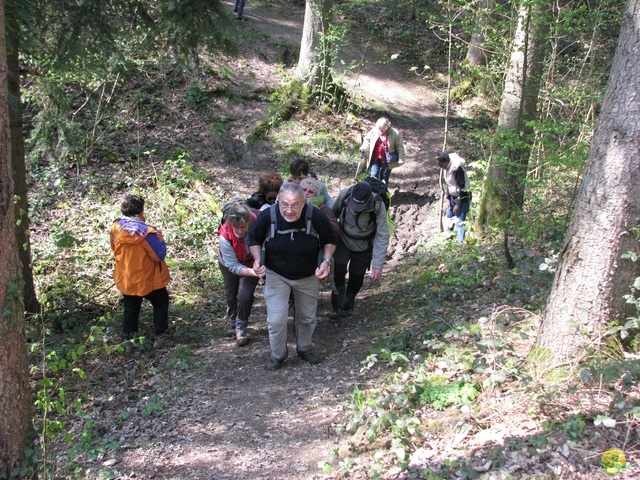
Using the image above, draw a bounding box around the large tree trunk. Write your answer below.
[465,0,496,67]
[537,0,640,362]
[7,24,39,314]
[296,0,333,93]
[0,0,31,474]
[478,0,550,227]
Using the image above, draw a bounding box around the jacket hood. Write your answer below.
[447,152,466,171]
[114,218,152,245]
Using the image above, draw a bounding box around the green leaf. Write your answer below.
[594,415,616,428]
[54,232,80,248]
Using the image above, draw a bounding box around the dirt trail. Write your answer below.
[111,3,446,479]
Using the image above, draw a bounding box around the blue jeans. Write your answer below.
[369,160,390,184]
[234,0,245,17]
[446,199,470,243]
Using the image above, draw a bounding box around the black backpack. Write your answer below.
[260,202,321,265]
[362,176,390,212]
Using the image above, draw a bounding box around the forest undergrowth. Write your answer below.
[16,0,640,478]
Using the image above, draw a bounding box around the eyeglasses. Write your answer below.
[302,188,316,195]
[280,202,303,211]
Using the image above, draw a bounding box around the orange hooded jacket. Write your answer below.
[111,218,171,297]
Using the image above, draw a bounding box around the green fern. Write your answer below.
[417,381,479,410]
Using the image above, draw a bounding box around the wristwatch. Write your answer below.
[323,257,331,264]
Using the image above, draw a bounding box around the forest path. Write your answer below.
[232,0,446,262]
[112,3,447,479]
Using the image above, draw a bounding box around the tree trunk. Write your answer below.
[7,25,39,314]
[465,0,495,67]
[0,0,31,474]
[296,0,333,93]
[537,0,640,362]
[478,0,550,228]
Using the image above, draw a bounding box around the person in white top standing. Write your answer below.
[360,117,405,185]
[436,151,471,243]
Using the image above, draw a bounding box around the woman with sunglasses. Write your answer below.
[300,178,339,231]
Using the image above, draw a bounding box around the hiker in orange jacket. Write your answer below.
[111,195,171,351]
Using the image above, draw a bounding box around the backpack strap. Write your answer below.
[261,202,319,264]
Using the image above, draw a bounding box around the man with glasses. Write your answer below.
[248,182,338,370]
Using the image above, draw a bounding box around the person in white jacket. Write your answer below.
[437,151,471,243]
[360,117,405,185]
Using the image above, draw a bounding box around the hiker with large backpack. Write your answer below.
[218,202,260,347]
[329,181,390,319]
[360,117,405,185]
[247,182,338,370]
[436,151,471,243]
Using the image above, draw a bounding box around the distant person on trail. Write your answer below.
[289,159,334,208]
[247,182,338,370]
[329,181,389,319]
[436,151,471,243]
[233,0,246,20]
[111,195,171,352]
[246,171,284,211]
[218,202,261,347]
[360,117,405,185]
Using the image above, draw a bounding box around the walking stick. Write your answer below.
[439,3,453,233]
[354,151,364,181]
[439,168,445,232]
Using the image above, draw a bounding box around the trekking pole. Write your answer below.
[438,169,445,232]
[439,0,453,233]
[354,151,364,181]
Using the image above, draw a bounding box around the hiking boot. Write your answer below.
[153,333,167,350]
[124,332,139,353]
[327,310,341,320]
[343,295,356,316]
[298,350,322,365]
[225,316,236,338]
[265,356,286,371]
[235,327,250,347]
